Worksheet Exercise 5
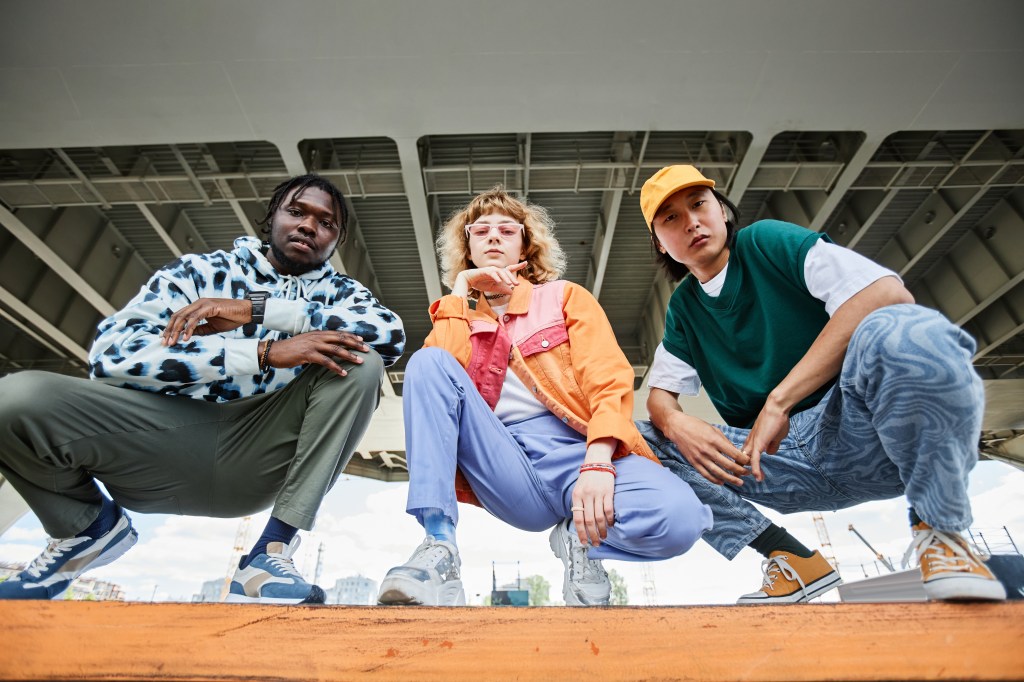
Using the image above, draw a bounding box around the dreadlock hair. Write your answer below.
[651,189,742,282]
[257,174,350,247]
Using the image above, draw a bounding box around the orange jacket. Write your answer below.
[425,278,659,505]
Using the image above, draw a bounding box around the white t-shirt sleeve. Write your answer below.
[804,241,902,316]
[648,342,701,396]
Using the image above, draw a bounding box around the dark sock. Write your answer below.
[79,496,119,539]
[749,524,814,559]
[241,517,298,568]
[908,507,924,527]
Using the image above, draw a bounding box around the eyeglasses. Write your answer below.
[465,222,525,240]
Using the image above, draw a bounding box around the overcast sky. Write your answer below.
[2,460,1020,606]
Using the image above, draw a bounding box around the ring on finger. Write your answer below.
[570,505,584,512]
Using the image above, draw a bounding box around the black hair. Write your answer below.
[257,173,350,247]
[651,188,741,282]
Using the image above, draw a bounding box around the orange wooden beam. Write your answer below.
[2,601,1022,681]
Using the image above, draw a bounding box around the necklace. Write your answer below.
[483,292,510,301]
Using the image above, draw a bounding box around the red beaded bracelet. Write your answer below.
[579,463,617,477]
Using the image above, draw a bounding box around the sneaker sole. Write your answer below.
[736,571,844,605]
[224,585,326,605]
[923,575,1007,601]
[377,574,465,606]
[548,524,610,607]
[87,525,139,573]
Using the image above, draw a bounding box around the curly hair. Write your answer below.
[436,186,567,295]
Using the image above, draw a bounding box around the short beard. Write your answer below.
[267,239,328,276]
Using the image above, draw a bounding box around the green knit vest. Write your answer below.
[662,220,833,428]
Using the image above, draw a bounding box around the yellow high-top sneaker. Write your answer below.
[903,522,1006,601]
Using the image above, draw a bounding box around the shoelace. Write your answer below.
[569,529,608,585]
[406,538,457,570]
[758,555,807,595]
[23,536,88,579]
[901,528,978,572]
[264,537,304,579]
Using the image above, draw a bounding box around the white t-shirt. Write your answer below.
[489,302,550,424]
[647,240,900,396]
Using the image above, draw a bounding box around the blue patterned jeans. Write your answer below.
[639,304,984,560]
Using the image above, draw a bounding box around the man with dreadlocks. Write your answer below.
[0,174,405,604]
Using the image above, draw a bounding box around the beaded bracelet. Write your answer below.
[259,338,275,373]
[579,462,617,477]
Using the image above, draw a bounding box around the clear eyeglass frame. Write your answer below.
[464,222,525,240]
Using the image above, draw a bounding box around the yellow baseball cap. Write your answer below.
[640,165,716,231]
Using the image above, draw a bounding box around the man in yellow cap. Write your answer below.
[636,164,1006,604]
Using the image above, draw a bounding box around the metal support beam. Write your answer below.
[136,203,184,258]
[0,284,89,362]
[589,136,631,298]
[808,136,885,232]
[589,190,623,299]
[0,204,115,317]
[898,183,992,277]
[521,133,532,199]
[726,136,770,206]
[170,145,212,207]
[200,152,261,242]
[53,148,111,210]
[395,138,442,302]
[845,190,898,251]
[955,271,1024,327]
[278,144,308,178]
[0,305,66,359]
[974,320,1024,362]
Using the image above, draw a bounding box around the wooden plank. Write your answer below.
[1,601,1021,681]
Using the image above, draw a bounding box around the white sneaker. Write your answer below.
[549,519,610,606]
[903,522,1006,601]
[378,536,465,606]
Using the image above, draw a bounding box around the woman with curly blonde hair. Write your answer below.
[378,187,710,607]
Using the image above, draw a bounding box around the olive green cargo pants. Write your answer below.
[0,351,382,538]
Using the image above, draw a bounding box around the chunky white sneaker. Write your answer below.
[378,536,465,606]
[0,511,137,600]
[903,522,1006,601]
[549,519,610,606]
[226,536,325,605]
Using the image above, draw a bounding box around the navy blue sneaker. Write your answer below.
[225,536,325,605]
[0,511,138,600]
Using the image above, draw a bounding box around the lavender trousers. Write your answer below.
[402,347,712,561]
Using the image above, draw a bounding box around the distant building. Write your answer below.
[0,561,22,582]
[67,576,125,601]
[328,575,377,605]
[0,561,124,600]
[193,578,225,603]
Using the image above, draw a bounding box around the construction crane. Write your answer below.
[848,524,895,572]
[314,540,325,587]
[640,562,658,606]
[219,515,252,601]
[811,513,839,571]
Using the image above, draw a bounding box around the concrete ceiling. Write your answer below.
[1,0,1022,478]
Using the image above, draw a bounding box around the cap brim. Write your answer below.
[645,178,716,229]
